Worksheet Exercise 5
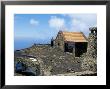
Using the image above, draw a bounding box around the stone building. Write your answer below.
[87,27,97,59]
[81,27,97,72]
[52,31,88,57]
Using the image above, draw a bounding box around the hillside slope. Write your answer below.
[15,44,82,75]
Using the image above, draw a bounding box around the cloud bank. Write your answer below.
[65,14,97,36]
[48,14,97,36]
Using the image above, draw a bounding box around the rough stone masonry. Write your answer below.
[81,27,97,72]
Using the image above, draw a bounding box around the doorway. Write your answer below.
[64,42,74,53]
[75,42,87,57]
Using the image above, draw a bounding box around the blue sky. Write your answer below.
[14,14,97,43]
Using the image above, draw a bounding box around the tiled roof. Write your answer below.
[62,31,87,42]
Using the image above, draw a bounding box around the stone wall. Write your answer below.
[81,27,97,72]
[87,27,97,59]
[54,31,65,51]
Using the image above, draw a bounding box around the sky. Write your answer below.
[14,14,97,44]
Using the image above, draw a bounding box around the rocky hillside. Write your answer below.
[15,44,82,75]
[14,27,97,76]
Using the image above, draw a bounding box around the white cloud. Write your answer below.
[70,19,88,36]
[30,18,39,26]
[63,14,97,36]
[68,14,97,26]
[48,16,65,30]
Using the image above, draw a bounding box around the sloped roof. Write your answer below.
[62,31,87,42]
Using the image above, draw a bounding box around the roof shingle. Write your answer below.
[62,31,87,42]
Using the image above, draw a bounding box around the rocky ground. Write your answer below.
[14,44,96,76]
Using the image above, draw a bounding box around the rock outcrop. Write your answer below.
[15,45,82,76]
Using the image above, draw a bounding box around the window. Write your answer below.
[58,43,60,46]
